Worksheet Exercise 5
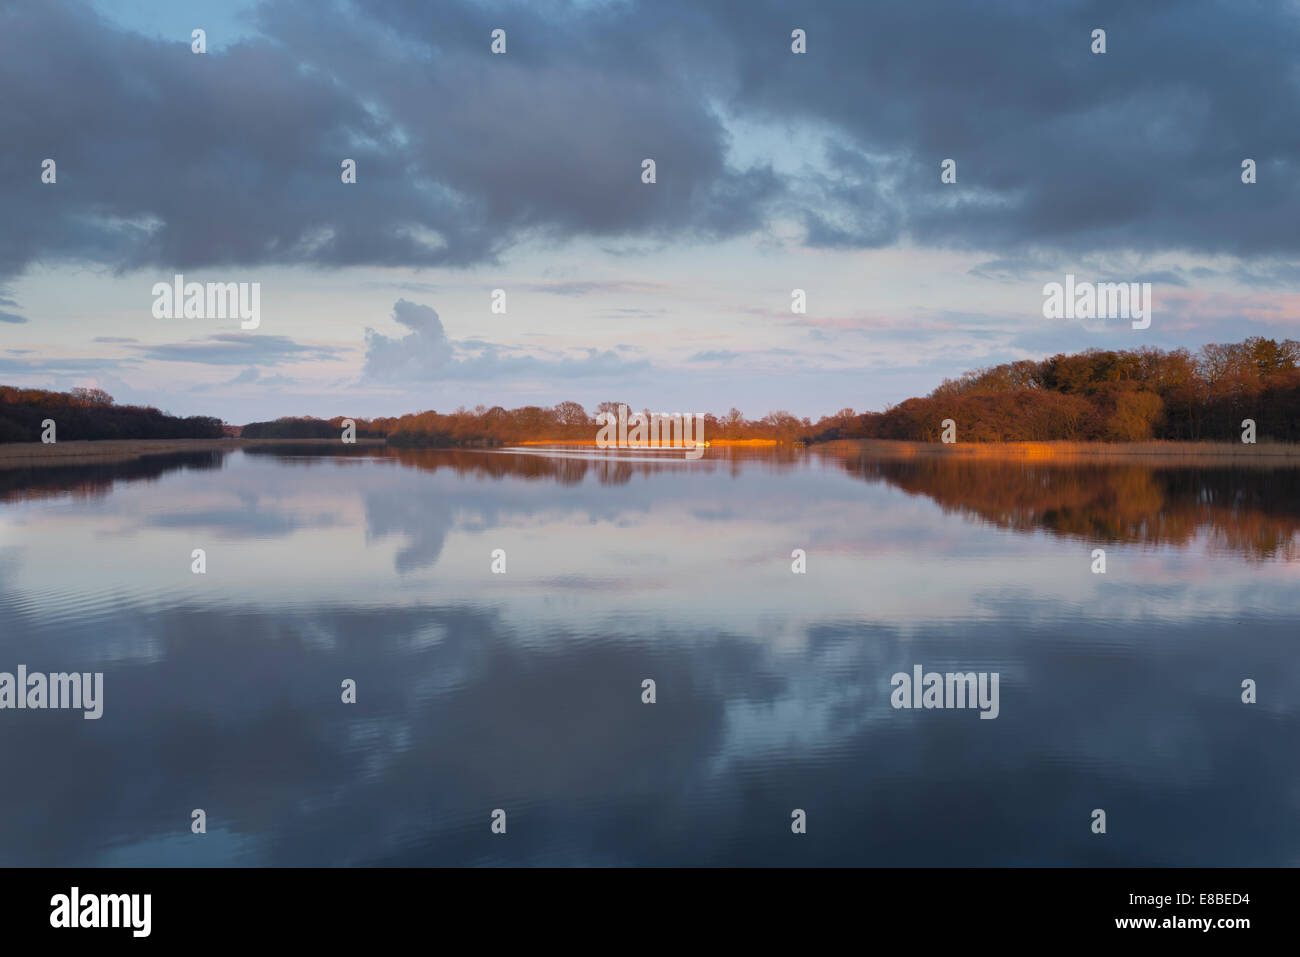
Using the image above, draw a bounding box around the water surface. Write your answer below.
[0,445,1295,865]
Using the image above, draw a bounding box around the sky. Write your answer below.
[1,0,1298,423]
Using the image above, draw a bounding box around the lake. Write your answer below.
[0,444,1295,865]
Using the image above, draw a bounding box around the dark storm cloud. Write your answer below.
[0,0,780,281]
[1,0,1297,282]
[708,0,1300,258]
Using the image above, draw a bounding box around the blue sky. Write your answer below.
[2,0,1298,423]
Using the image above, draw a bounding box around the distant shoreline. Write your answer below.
[0,437,385,469]
[2,436,1298,471]
[822,438,1300,461]
[513,438,780,448]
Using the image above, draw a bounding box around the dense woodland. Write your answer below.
[0,386,223,442]
[245,401,810,447]
[5,338,1298,447]
[807,338,1300,444]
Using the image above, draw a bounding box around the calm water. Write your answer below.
[0,445,1296,866]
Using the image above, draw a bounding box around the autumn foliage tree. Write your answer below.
[807,338,1300,444]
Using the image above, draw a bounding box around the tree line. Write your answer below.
[7,337,1298,447]
[0,386,223,443]
[806,338,1300,443]
[244,402,814,446]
